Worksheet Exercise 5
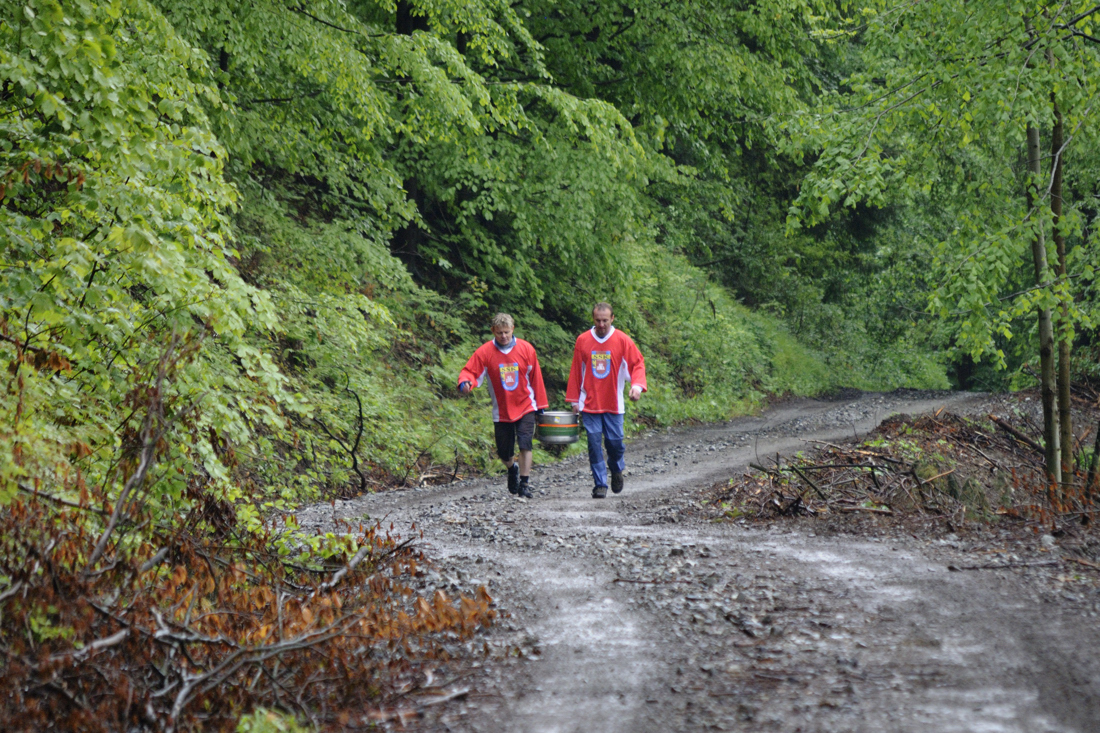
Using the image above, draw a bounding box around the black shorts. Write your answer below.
[494,412,536,459]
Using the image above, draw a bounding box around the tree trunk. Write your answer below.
[393,2,429,274]
[1026,122,1060,484]
[396,1,428,36]
[1050,98,1074,485]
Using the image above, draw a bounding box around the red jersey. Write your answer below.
[565,326,647,414]
[458,338,548,422]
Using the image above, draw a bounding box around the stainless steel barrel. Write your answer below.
[536,411,579,444]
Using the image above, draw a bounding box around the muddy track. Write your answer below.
[298,391,1100,732]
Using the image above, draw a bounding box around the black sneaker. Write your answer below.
[611,471,623,494]
[518,479,534,499]
[507,463,520,494]
[592,485,608,499]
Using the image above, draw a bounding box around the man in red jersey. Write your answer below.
[565,302,647,499]
[458,313,548,499]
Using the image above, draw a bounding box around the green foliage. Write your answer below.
[1,0,295,523]
[787,1,1100,371]
[2,0,955,532]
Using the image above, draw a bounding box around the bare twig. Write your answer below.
[139,548,170,574]
[50,629,130,662]
[790,465,829,502]
[316,545,371,594]
[0,581,24,604]
[1068,556,1100,571]
[17,484,110,515]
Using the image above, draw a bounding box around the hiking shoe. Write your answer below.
[518,480,534,499]
[592,485,608,499]
[507,463,520,494]
[611,471,624,494]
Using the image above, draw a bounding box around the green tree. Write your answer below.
[1,0,292,517]
[788,0,1100,481]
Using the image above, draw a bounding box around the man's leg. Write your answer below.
[515,413,536,498]
[494,421,520,494]
[602,413,626,493]
[581,412,608,497]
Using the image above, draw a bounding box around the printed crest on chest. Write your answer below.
[591,350,612,379]
[499,362,521,391]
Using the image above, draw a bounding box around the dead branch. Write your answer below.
[0,581,23,605]
[805,440,906,464]
[1068,556,1100,571]
[947,560,1060,571]
[990,415,1044,454]
[316,545,372,594]
[790,465,828,502]
[415,687,470,708]
[139,548,170,574]
[788,463,896,471]
[17,485,111,515]
[50,629,130,662]
[837,506,894,515]
[921,469,956,484]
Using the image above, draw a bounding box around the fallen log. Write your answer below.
[990,416,1044,454]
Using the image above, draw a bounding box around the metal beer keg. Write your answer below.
[536,411,579,444]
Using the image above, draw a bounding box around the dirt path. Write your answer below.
[298,391,1100,732]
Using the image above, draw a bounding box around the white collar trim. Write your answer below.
[590,326,615,344]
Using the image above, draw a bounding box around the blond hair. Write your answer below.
[491,312,515,329]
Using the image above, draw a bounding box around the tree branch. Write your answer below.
[242,90,324,107]
[287,5,359,35]
[84,337,180,573]
[1055,4,1100,28]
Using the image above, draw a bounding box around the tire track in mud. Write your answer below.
[300,391,1100,732]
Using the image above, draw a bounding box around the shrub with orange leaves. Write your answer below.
[0,495,494,732]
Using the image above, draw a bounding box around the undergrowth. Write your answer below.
[703,410,1100,530]
[0,493,493,732]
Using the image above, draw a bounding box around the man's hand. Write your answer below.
[629,385,643,401]
[571,402,580,414]
[458,381,472,395]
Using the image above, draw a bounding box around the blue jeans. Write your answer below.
[581,412,625,488]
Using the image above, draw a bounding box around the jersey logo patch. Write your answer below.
[499,363,520,391]
[591,351,612,379]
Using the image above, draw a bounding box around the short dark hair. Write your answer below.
[592,302,613,316]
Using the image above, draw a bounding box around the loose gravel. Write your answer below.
[296,390,1100,732]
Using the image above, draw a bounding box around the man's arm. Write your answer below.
[564,338,585,413]
[625,337,647,401]
[528,346,550,409]
[457,348,485,396]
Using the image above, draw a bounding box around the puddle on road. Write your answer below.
[494,557,655,733]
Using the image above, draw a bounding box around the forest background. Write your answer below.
[2,0,1099,729]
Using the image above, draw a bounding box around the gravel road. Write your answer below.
[297,390,1100,732]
